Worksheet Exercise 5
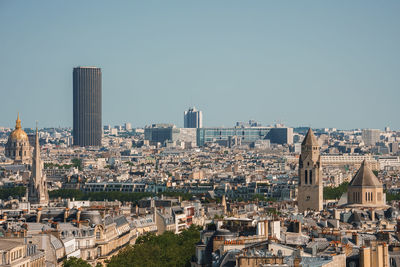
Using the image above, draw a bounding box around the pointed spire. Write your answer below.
[35,122,39,149]
[15,113,21,129]
[301,128,318,146]
[29,120,49,206]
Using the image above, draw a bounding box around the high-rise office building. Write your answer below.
[184,107,202,128]
[266,127,293,145]
[73,66,102,146]
[362,129,380,147]
[124,122,132,131]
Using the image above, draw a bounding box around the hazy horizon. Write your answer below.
[1,1,399,130]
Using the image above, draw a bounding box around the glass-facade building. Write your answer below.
[144,124,197,145]
[184,107,202,128]
[197,127,271,146]
[73,66,102,147]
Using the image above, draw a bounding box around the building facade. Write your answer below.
[196,127,270,147]
[266,127,293,145]
[184,107,202,128]
[144,124,196,145]
[73,66,102,147]
[298,128,323,213]
[362,129,380,147]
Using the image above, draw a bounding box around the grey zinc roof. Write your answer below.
[50,235,64,250]
[349,160,381,187]
[114,216,129,227]
[104,215,114,226]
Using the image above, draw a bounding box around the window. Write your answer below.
[96,231,101,239]
[304,170,308,184]
[309,170,312,184]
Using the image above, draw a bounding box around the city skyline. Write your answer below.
[0,1,399,129]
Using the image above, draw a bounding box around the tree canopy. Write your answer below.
[323,182,349,200]
[0,187,25,200]
[106,225,201,267]
[63,257,91,267]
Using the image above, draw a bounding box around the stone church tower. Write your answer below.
[298,128,323,213]
[28,127,49,206]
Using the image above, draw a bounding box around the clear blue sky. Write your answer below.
[0,1,399,129]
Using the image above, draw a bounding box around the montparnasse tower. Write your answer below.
[5,113,31,164]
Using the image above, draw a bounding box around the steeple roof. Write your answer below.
[301,128,318,146]
[349,160,381,187]
[16,112,21,129]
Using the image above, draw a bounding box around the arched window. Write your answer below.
[304,170,308,184]
[309,170,312,184]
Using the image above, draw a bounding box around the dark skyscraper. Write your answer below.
[184,107,202,128]
[73,66,102,146]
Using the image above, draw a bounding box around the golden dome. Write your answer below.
[9,113,28,141]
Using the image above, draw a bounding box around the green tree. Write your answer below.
[107,225,201,267]
[323,182,349,200]
[71,158,83,170]
[0,187,26,200]
[386,192,400,202]
[49,189,84,200]
[63,257,91,267]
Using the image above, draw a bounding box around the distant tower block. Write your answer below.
[184,107,202,128]
[297,128,323,213]
[73,66,102,146]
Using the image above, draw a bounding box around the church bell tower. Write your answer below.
[298,128,323,213]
